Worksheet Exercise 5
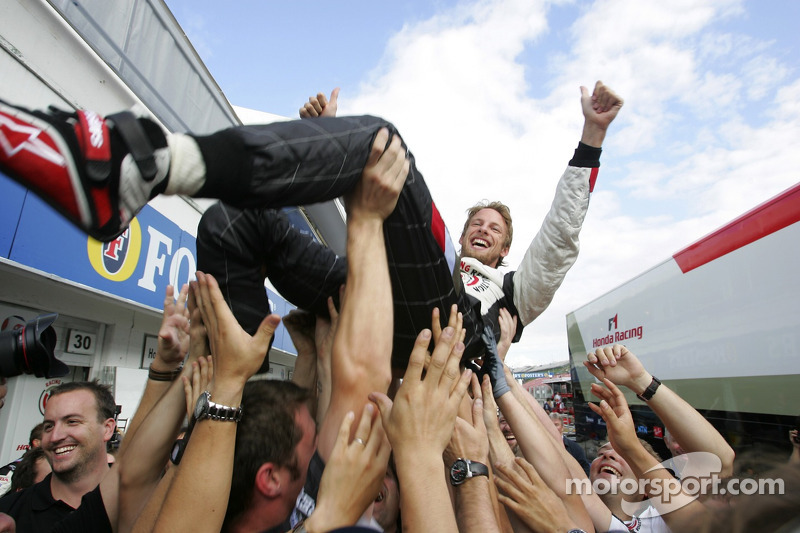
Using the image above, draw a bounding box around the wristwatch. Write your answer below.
[449,458,489,485]
[194,390,244,422]
[636,376,662,402]
[170,391,243,465]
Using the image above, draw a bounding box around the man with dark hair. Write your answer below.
[0,380,116,532]
[223,380,317,532]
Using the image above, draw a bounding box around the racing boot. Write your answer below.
[0,100,170,241]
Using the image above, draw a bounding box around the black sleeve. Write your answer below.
[568,141,602,168]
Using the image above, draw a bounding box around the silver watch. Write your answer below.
[194,390,243,422]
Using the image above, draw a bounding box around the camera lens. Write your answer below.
[0,313,69,378]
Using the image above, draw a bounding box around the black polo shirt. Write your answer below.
[0,473,75,532]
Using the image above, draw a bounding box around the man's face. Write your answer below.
[589,443,635,484]
[374,464,400,532]
[459,208,510,268]
[552,417,564,434]
[498,413,518,453]
[41,390,113,483]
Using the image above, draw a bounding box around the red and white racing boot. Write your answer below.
[0,100,170,241]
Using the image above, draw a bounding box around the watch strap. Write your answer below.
[469,460,489,478]
[636,375,661,402]
[203,400,243,422]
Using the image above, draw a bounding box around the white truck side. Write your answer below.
[567,181,800,449]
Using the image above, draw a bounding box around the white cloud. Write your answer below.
[742,56,789,101]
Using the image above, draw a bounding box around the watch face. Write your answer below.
[194,391,210,419]
[450,459,468,484]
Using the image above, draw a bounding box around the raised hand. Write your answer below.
[584,344,652,395]
[587,378,639,457]
[370,325,471,459]
[186,287,209,364]
[182,355,213,420]
[283,309,316,356]
[494,458,578,533]
[580,80,624,147]
[345,128,409,223]
[155,284,190,368]
[445,374,489,466]
[193,271,280,391]
[306,403,391,531]
[299,88,340,118]
[496,308,517,362]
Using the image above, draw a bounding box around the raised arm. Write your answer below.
[444,375,503,533]
[118,285,211,523]
[153,272,281,533]
[512,82,623,326]
[495,386,593,531]
[303,403,391,532]
[317,127,409,461]
[119,285,190,456]
[502,366,615,532]
[585,344,735,476]
[589,378,712,528]
[370,323,472,533]
[314,294,340,425]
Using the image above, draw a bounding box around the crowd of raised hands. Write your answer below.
[103,271,779,533]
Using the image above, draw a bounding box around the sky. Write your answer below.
[164,0,800,368]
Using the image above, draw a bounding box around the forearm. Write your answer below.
[508,372,562,442]
[552,431,612,531]
[335,217,392,382]
[454,477,502,533]
[323,218,392,458]
[581,120,607,148]
[315,355,331,425]
[153,382,242,533]
[118,365,192,530]
[129,468,175,533]
[497,394,592,530]
[622,444,710,527]
[395,453,457,533]
[641,382,734,475]
[118,379,173,458]
[497,394,568,490]
[487,419,517,469]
